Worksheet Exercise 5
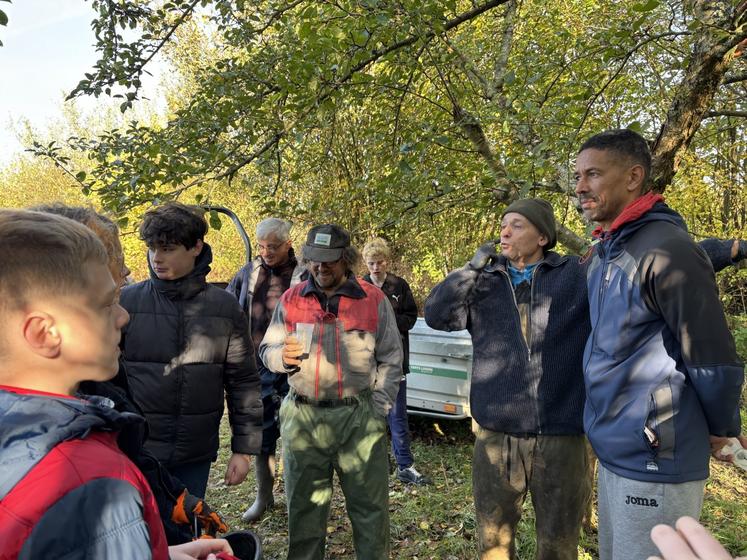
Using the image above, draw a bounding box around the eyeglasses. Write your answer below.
[258,242,284,252]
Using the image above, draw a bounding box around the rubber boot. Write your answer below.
[241,454,275,522]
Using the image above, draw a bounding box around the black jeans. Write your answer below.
[259,362,290,455]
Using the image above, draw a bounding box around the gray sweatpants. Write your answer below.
[597,464,705,560]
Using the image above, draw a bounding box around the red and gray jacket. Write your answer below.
[258,274,403,416]
[0,386,169,559]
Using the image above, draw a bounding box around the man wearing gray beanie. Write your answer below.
[424,196,742,560]
[426,198,590,560]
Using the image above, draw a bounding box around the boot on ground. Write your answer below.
[241,453,275,522]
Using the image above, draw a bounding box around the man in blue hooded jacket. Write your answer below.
[574,129,745,560]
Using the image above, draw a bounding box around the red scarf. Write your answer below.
[592,192,665,240]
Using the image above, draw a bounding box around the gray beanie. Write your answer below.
[502,199,557,250]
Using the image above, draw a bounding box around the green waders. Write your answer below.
[280,390,390,560]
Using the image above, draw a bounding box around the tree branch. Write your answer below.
[557,223,590,254]
[722,72,747,84]
[333,0,510,87]
[705,110,747,118]
[210,0,511,182]
[490,0,518,103]
[650,0,747,192]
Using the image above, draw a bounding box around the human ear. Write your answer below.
[192,239,204,257]
[22,313,62,358]
[538,235,549,248]
[628,164,645,193]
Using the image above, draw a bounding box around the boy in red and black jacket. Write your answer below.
[0,209,233,560]
[0,209,169,558]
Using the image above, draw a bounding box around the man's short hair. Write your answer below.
[256,218,291,242]
[139,202,207,249]
[362,238,392,262]
[0,209,109,350]
[578,129,652,186]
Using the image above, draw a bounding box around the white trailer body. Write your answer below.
[406,318,473,419]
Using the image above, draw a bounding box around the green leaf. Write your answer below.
[398,160,414,175]
[351,29,369,45]
[632,0,659,12]
[0,9,8,26]
[75,171,87,181]
[208,210,222,231]
[627,120,643,133]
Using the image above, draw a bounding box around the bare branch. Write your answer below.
[491,0,518,103]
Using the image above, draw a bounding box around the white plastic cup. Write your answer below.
[292,323,314,358]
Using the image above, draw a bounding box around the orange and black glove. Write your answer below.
[172,489,229,538]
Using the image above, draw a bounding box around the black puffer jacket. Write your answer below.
[120,244,263,466]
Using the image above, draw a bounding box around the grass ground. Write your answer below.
[207,411,747,559]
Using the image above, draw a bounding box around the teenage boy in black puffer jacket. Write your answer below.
[120,202,263,498]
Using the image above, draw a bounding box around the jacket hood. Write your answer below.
[593,193,686,240]
[593,195,687,258]
[0,389,143,499]
[149,242,213,300]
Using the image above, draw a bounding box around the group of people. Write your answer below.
[425,129,745,560]
[0,196,429,558]
[0,127,744,560]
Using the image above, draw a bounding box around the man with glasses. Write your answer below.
[227,218,305,521]
[259,224,403,560]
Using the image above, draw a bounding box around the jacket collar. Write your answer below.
[592,192,665,240]
[362,272,391,289]
[485,250,567,273]
[149,242,213,300]
[300,272,367,299]
[259,248,299,274]
[0,388,144,499]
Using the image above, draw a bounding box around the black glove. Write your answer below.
[172,489,229,538]
[468,241,498,271]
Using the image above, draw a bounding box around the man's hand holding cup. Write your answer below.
[283,334,304,367]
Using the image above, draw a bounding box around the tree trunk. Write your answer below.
[650,0,747,193]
